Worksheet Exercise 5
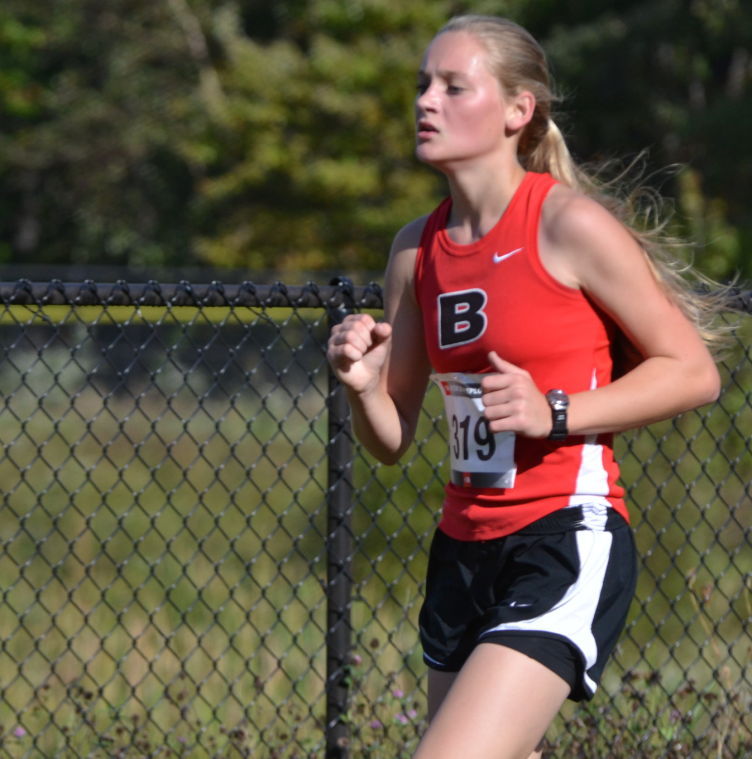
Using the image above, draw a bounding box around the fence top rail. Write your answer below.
[0,278,750,314]
[0,278,384,310]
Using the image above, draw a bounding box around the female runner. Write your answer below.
[326,15,721,759]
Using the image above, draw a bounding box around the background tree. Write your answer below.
[0,0,749,281]
[0,0,207,270]
[532,0,751,282]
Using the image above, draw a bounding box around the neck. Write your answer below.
[443,159,527,244]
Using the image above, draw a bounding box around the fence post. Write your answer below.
[325,280,355,759]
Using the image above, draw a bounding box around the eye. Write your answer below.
[447,85,464,94]
[416,80,429,94]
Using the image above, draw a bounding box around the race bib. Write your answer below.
[431,373,517,489]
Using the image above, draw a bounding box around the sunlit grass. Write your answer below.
[0,304,749,756]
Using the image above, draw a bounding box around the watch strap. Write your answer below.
[549,407,568,440]
[546,389,569,440]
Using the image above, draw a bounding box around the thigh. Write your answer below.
[415,643,570,759]
[426,665,545,759]
[427,668,457,722]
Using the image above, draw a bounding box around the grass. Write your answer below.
[0,302,749,756]
[546,669,752,758]
[3,655,750,757]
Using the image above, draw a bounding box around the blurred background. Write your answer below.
[0,0,750,284]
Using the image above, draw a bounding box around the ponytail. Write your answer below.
[522,119,581,191]
[526,120,733,353]
[438,14,734,354]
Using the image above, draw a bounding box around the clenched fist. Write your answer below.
[326,314,393,395]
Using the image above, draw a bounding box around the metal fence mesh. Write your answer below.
[0,280,749,758]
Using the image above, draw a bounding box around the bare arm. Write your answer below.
[326,218,432,463]
[480,187,721,438]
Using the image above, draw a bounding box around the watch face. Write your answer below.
[547,389,569,409]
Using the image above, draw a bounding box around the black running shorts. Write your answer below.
[418,505,637,701]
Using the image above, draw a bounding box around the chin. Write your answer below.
[415,144,445,167]
[415,153,454,174]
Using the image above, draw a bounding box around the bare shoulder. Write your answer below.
[542,184,621,238]
[540,184,647,290]
[383,214,430,310]
[389,214,430,262]
[383,214,432,396]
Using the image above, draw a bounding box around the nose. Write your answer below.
[416,82,438,112]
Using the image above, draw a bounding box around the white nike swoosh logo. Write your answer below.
[493,248,523,263]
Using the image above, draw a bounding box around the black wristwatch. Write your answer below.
[545,389,569,440]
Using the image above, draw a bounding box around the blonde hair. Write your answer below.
[437,14,733,353]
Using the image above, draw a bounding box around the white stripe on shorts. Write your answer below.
[477,528,613,695]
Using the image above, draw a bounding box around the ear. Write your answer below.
[506,90,536,132]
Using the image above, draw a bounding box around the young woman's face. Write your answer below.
[415,31,510,168]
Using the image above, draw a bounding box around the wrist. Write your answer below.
[545,389,569,440]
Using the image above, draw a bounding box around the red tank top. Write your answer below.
[414,171,628,540]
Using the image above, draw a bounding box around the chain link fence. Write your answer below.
[0,278,749,758]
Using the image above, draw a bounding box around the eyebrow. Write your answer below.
[417,69,469,80]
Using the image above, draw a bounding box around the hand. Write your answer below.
[480,351,551,438]
[326,313,393,395]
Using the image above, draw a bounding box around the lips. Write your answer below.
[417,120,439,138]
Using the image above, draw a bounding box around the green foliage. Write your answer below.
[537,0,752,280]
[3,666,751,757]
[0,0,206,269]
[0,0,750,278]
[547,669,752,757]
[193,1,446,273]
